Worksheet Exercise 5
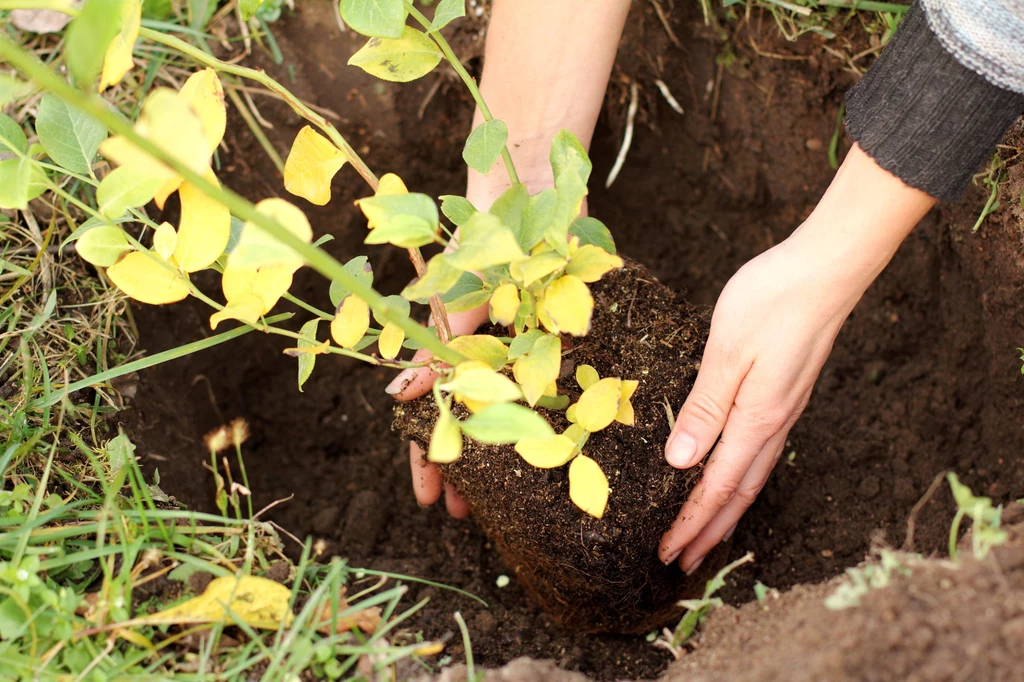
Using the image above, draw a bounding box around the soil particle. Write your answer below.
[341,490,390,555]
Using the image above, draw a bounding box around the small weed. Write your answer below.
[947,472,1008,561]
[824,548,910,610]
[654,552,754,658]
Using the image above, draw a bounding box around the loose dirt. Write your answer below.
[122,1,1024,680]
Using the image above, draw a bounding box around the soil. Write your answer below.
[119,0,1024,680]
[396,261,723,634]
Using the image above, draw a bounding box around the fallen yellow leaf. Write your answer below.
[135,575,293,630]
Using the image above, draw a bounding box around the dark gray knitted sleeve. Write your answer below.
[844,2,1024,201]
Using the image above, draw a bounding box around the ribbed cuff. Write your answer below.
[844,2,1024,201]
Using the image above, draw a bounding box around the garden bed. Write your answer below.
[122,1,1024,679]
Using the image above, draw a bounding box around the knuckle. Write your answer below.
[685,391,729,428]
[707,481,739,509]
[735,481,766,507]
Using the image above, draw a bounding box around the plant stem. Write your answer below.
[404,2,520,185]
[814,0,910,12]
[0,36,464,367]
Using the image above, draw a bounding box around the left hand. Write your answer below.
[656,145,937,574]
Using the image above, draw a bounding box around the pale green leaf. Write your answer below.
[489,183,528,239]
[36,95,107,174]
[569,216,616,254]
[439,271,485,307]
[76,225,132,267]
[445,212,525,271]
[507,329,544,360]
[340,0,407,38]
[297,318,320,392]
[0,157,47,210]
[517,188,556,251]
[96,166,164,219]
[402,253,462,301]
[348,27,443,83]
[429,0,464,30]
[363,214,436,248]
[460,403,554,444]
[512,332,560,407]
[550,128,592,185]
[447,335,508,370]
[227,198,313,270]
[239,0,262,20]
[357,192,438,229]
[371,294,411,327]
[0,114,28,155]
[65,0,123,87]
[440,194,477,226]
[329,256,374,307]
[441,365,522,403]
[0,75,32,108]
[462,119,508,175]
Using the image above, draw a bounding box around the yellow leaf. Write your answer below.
[621,379,639,401]
[100,0,141,91]
[615,379,639,426]
[428,409,463,464]
[575,364,599,390]
[228,198,313,270]
[537,274,593,337]
[511,333,560,407]
[179,68,226,154]
[221,264,294,315]
[210,293,265,329]
[563,423,587,444]
[446,335,508,370]
[284,126,347,206]
[153,176,183,210]
[489,282,520,326]
[377,172,408,196]
[566,244,623,283]
[569,455,609,518]
[348,27,443,83]
[514,435,577,469]
[565,403,578,423]
[575,377,622,433]
[100,89,210,182]
[283,340,330,356]
[510,251,566,288]
[378,322,404,360]
[174,170,231,272]
[331,295,370,348]
[441,361,522,404]
[152,222,177,262]
[136,575,293,630]
[106,251,189,305]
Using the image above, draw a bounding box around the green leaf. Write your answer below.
[75,225,132,267]
[329,256,374,307]
[947,472,1002,525]
[507,329,544,360]
[569,217,616,254]
[440,271,488,312]
[357,192,438,229]
[439,194,477,226]
[447,335,508,370]
[297,319,319,392]
[363,214,437,248]
[96,166,164,219]
[65,0,124,87]
[489,183,528,239]
[348,27,443,83]
[371,294,410,327]
[35,95,108,175]
[550,129,592,185]
[239,0,263,20]
[512,333,560,406]
[518,189,556,251]
[0,598,28,641]
[0,158,47,210]
[462,119,508,175]
[340,0,407,38]
[429,0,464,30]
[402,253,462,301]
[0,75,31,108]
[0,114,28,155]
[461,403,555,444]
[143,0,173,20]
[107,428,136,477]
[445,212,525,271]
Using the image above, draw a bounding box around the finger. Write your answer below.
[445,482,470,519]
[387,306,491,401]
[658,402,779,564]
[678,429,789,573]
[665,337,749,469]
[409,441,443,506]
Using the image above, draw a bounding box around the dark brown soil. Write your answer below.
[396,261,722,634]
[119,1,1024,680]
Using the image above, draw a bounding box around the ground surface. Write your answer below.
[123,1,1024,680]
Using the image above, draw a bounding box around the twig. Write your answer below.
[417,76,443,121]
[654,79,684,114]
[710,61,724,122]
[903,469,948,552]
[606,81,639,189]
[649,0,683,49]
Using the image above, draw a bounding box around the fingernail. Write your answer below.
[386,370,413,395]
[665,432,698,468]
[723,523,738,542]
[685,556,706,576]
[663,547,683,566]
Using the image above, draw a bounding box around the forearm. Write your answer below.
[470,0,631,200]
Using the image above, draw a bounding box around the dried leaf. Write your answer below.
[136,575,293,630]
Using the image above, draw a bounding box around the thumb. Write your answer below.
[386,304,490,401]
[665,343,745,469]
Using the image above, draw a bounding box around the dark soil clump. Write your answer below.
[396,261,720,633]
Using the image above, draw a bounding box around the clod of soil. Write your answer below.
[395,260,727,634]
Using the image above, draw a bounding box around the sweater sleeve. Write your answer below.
[844,1,1024,201]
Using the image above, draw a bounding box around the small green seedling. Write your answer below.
[824,549,910,611]
[947,472,1008,560]
[654,552,754,659]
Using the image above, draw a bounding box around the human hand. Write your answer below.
[657,144,937,573]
